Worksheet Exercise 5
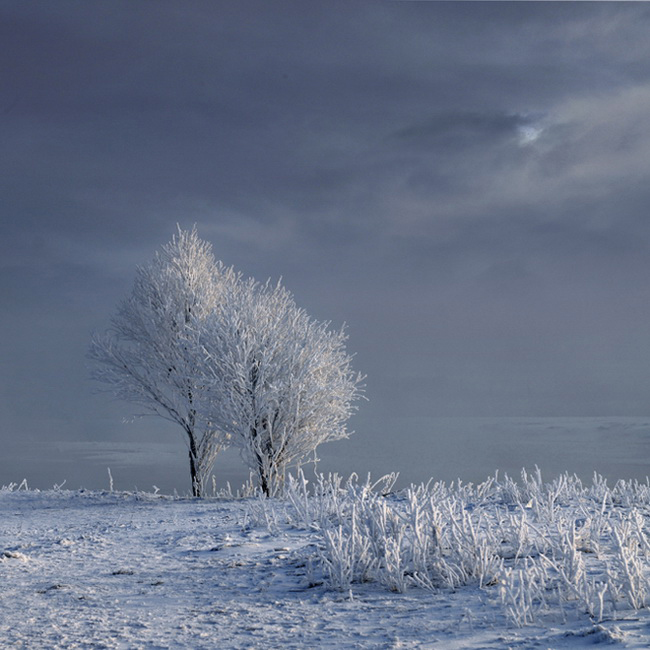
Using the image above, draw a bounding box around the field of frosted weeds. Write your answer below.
[2,470,650,648]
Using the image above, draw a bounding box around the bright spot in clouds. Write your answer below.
[517,123,544,145]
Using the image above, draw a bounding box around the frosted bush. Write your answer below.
[274,469,650,627]
[609,519,648,610]
[1,479,30,492]
[319,506,377,591]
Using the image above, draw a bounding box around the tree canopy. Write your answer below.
[90,227,363,496]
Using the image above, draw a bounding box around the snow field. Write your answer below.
[2,470,650,648]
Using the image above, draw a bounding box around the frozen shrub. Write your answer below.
[275,469,650,627]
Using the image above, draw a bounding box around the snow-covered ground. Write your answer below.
[3,472,650,648]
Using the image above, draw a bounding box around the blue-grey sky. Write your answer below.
[3,2,650,488]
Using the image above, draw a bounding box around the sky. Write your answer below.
[3,2,650,490]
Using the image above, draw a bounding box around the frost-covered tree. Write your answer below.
[196,276,364,496]
[89,227,234,497]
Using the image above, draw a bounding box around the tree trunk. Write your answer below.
[259,462,270,497]
[255,453,283,498]
[188,432,201,497]
[251,418,284,497]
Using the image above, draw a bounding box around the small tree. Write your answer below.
[89,227,233,497]
[196,276,364,496]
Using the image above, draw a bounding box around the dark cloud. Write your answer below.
[3,1,650,489]
[392,111,529,148]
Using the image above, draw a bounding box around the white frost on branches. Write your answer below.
[90,227,363,497]
[197,277,364,496]
[89,227,234,496]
